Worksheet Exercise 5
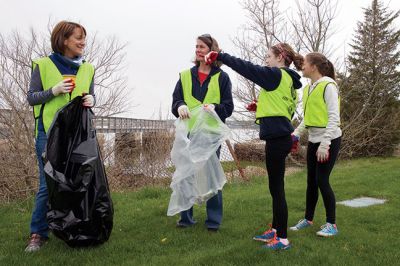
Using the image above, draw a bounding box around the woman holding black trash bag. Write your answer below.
[26,21,95,252]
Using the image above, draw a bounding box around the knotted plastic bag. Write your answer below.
[167,106,231,216]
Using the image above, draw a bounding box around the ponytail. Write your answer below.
[271,43,304,71]
[325,60,336,80]
[306,52,336,80]
[292,53,304,71]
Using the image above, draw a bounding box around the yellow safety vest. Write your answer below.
[180,69,221,131]
[303,81,340,128]
[255,69,297,124]
[32,57,94,136]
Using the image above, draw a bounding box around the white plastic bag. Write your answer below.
[167,106,231,216]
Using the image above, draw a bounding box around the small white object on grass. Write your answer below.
[337,197,386,207]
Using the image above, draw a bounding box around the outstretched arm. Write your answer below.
[206,51,282,91]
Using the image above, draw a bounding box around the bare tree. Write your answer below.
[0,30,39,201]
[85,33,131,117]
[0,24,130,201]
[232,0,338,120]
[232,0,290,119]
[289,0,339,56]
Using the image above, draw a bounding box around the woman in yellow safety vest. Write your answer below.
[25,21,95,252]
[289,52,341,237]
[171,34,234,232]
[205,43,303,250]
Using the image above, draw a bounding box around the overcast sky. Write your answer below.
[1,0,399,119]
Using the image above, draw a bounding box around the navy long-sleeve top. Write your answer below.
[217,52,302,140]
[171,65,234,122]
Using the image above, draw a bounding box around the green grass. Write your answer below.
[1,157,399,265]
[169,160,265,173]
[221,160,265,171]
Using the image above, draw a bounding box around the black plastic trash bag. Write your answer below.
[44,96,113,247]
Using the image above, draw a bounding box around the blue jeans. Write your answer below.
[179,190,223,230]
[178,147,223,229]
[29,119,49,238]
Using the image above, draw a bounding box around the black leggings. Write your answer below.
[305,137,341,224]
[265,135,292,239]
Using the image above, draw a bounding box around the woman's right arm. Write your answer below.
[217,52,282,91]
[26,67,55,106]
[171,78,186,118]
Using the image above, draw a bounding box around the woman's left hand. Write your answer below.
[316,143,330,163]
[82,94,94,108]
[203,104,215,112]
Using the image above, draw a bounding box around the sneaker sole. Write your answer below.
[25,247,41,252]
[290,225,312,231]
[316,232,337,237]
[253,237,275,243]
[263,244,291,250]
[280,245,291,250]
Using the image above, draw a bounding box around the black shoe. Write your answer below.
[207,228,219,232]
[176,223,187,228]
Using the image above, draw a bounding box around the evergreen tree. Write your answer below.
[340,0,400,157]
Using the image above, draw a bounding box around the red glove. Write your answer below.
[205,51,219,65]
[291,134,300,153]
[246,99,257,112]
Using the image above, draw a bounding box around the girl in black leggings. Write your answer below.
[205,43,303,250]
[290,52,342,237]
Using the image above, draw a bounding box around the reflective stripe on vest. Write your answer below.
[303,81,340,128]
[255,69,297,124]
[180,69,221,131]
[32,57,94,136]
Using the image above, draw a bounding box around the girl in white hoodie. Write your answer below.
[290,52,341,237]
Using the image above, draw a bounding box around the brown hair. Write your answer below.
[270,43,304,71]
[194,34,222,68]
[51,21,86,55]
[306,52,336,80]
